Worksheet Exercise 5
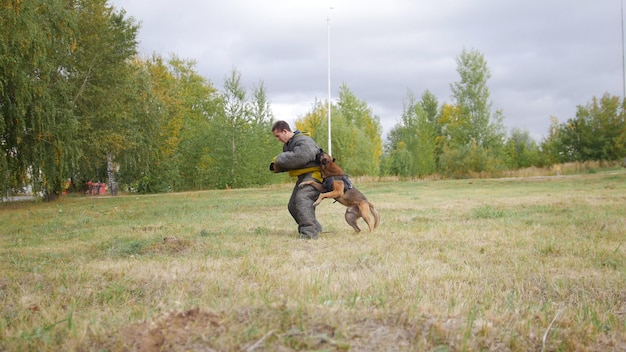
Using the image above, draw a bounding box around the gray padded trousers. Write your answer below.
[288,174,323,239]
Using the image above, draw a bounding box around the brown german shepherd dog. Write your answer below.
[300,151,380,232]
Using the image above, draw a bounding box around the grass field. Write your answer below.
[1,169,625,351]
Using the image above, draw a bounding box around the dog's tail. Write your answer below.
[369,202,380,229]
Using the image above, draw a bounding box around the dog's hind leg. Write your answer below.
[369,203,380,229]
[345,206,362,233]
[357,202,375,232]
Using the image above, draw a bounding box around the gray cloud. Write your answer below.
[111,0,625,141]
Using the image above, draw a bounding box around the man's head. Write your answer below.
[272,120,294,143]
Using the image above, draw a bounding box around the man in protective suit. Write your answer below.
[270,121,323,239]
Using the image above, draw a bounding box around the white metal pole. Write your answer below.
[327,8,332,156]
[621,0,626,99]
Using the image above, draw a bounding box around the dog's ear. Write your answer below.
[332,157,336,162]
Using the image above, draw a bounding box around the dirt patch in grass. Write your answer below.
[105,308,224,351]
[83,305,626,351]
[86,307,465,352]
[143,236,192,255]
[92,308,344,352]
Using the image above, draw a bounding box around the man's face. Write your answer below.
[273,129,290,143]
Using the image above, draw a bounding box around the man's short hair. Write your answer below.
[272,120,291,132]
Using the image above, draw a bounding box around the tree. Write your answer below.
[206,69,249,189]
[169,57,220,190]
[420,90,444,166]
[70,0,139,194]
[1,0,80,200]
[295,99,331,144]
[539,116,564,165]
[439,48,505,176]
[207,68,278,189]
[542,94,626,164]
[296,84,382,176]
[296,99,327,140]
[245,82,278,186]
[504,128,540,169]
[115,55,184,193]
[569,94,625,161]
[0,0,140,199]
[382,90,438,177]
[335,84,382,175]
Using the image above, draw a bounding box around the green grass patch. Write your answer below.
[0,171,625,351]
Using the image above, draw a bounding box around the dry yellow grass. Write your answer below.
[0,169,624,351]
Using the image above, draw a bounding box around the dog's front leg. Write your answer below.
[313,181,344,206]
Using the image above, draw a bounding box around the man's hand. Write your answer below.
[269,162,278,172]
[269,156,282,172]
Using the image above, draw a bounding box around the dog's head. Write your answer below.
[318,152,335,166]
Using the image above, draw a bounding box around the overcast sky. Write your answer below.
[108,0,624,141]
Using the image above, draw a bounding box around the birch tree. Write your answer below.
[440,48,505,176]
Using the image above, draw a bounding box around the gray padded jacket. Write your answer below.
[275,131,320,171]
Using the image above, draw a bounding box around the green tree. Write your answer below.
[568,94,625,161]
[0,0,139,199]
[420,90,444,165]
[504,128,540,169]
[207,69,249,188]
[245,82,278,186]
[169,57,220,190]
[70,0,139,194]
[542,94,626,164]
[207,69,277,189]
[111,55,190,194]
[1,0,79,199]
[297,99,327,134]
[296,84,382,176]
[382,90,438,177]
[539,116,564,165]
[440,48,505,176]
[295,99,331,143]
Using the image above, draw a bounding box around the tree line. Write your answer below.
[1,1,625,200]
[297,48,625,179]
[1,0,281,199]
